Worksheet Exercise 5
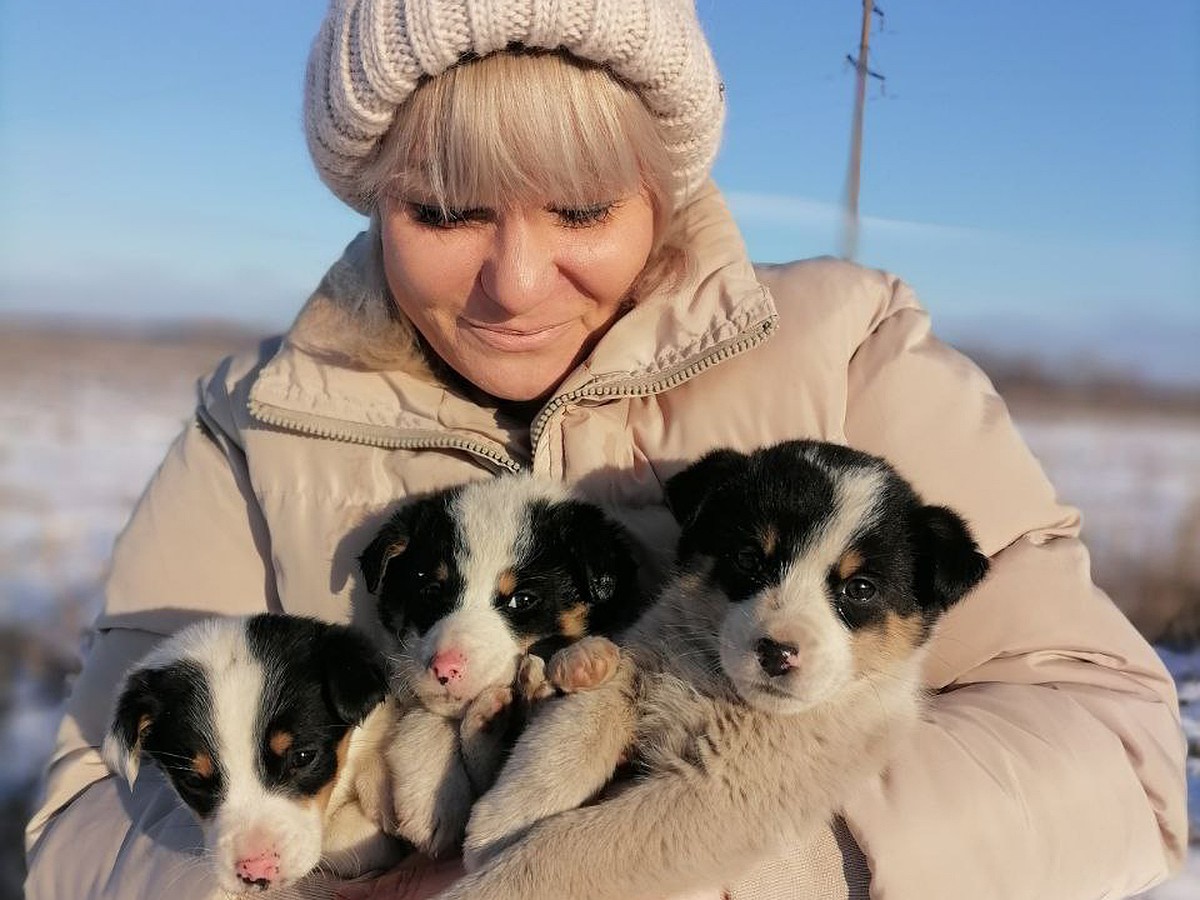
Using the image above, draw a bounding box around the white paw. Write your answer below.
[547,636,621,693]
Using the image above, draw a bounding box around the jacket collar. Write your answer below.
[248,182,777,466]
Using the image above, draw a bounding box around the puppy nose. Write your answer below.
[431,648,467,685]
[235,850,280,889]
[756,638,799,677]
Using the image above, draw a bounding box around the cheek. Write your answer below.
[379,218,479,320]
[562,220,655,307]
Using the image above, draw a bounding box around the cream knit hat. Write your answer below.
[305,0,725,214]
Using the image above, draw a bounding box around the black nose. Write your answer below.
[756,638,798,677]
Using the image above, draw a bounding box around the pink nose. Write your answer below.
[431,648,467,685]
[235,850,281,888]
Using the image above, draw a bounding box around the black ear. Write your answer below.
[317,625,388,725]
[558,503,640,614]
[102,667,164,785]
[358,512,412,594]
[910,505,990,615]
[664,448,748,530]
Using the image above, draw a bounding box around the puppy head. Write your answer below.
[666,440,988,714]
[360,475,641,716]
[103,614,386,893]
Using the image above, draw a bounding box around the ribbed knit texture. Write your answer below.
[305,0,725,213]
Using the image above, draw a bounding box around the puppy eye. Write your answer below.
[178,770,209,792]
[732,545,765,575]
[842,577,877,601]
[506,591,540,612]
[286,747,318,773]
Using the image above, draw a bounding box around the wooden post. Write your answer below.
[841,0,875,262]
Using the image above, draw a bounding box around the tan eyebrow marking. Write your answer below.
[558,604,589,639]
[268,730,294,757]
[497,569,517,597]
[837,549,864,580]
[193,752,214,778]
[759,525,778,556]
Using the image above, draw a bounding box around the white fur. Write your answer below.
[721,466,886,713]
[103,618,399,894]
[395,476,572,716]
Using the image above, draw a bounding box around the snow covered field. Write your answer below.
[1,325,1196,898]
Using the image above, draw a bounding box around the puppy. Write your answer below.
[446,440,990,900]
[103,613,404,894]
[358,475,645,855]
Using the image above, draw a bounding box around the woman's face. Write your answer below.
[379,190,655,403]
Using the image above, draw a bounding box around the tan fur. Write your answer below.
[496,569,518,597]
[449,572,928,900]
[192,752,213,779]
[759,525,778,556]
[268,730,294,756]
[837,549,863,580]
[306,731,353,817]
[850,611,924,676]
[557,603,589,640]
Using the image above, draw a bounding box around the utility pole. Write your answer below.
[841,1,884,262]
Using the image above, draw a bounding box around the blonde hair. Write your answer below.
[360,49,688,294]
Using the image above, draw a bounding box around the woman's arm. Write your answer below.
[25,360,280,899]
[830,285,1186,899]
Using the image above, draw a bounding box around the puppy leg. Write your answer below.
[386,705,474,857]
[463,660,637,871]
[445,694,909,900]
[458,684,516,792]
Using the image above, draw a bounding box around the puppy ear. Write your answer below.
[910,505,990,615]
[102,668,162,786]
[664,448,747,529]
[318,625,388,726]
[358,514,411,594]
[560,503,639,611]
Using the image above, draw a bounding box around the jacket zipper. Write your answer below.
[247,401,525,474]
[248,313,777,472]
[528,315,778,452]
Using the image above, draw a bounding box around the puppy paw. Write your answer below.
[547,636,621,693]
[460,685,515,741]
[515,653,555,704]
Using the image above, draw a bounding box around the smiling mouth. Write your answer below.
[461,319,572,351]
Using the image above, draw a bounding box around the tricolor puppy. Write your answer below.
[451,440,991,900]
[358,475,645,855]
[103,614,403,894]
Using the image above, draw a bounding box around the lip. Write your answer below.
[460,318,574,353]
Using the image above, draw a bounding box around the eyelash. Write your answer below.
[405,202,616,230]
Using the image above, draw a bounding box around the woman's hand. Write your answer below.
[334,856,465,900]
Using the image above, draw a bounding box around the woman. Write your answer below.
[25,1,1186,898]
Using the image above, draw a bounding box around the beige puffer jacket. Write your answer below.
[25,184,1186,900]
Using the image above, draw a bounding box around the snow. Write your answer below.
[1,329,1197,897]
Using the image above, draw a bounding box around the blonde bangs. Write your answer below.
[365,50,675,223]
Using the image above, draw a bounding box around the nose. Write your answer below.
[235,850,281,889]
[431,648,467,685]
[756,638,799,677]
[479,217,556,315]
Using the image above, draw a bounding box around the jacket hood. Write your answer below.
[247,182,777,466]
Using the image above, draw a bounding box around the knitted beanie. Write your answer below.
[305,0,725,213]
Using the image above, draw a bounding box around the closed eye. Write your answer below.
[407,202,490,229]
[547,202,616,228]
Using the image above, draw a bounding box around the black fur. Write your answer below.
[246,615,387,799]
[666,440,989,627]
[360,484,646,653]
[109,615,387,816]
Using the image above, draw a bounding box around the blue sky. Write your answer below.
[2,1,1197,382]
